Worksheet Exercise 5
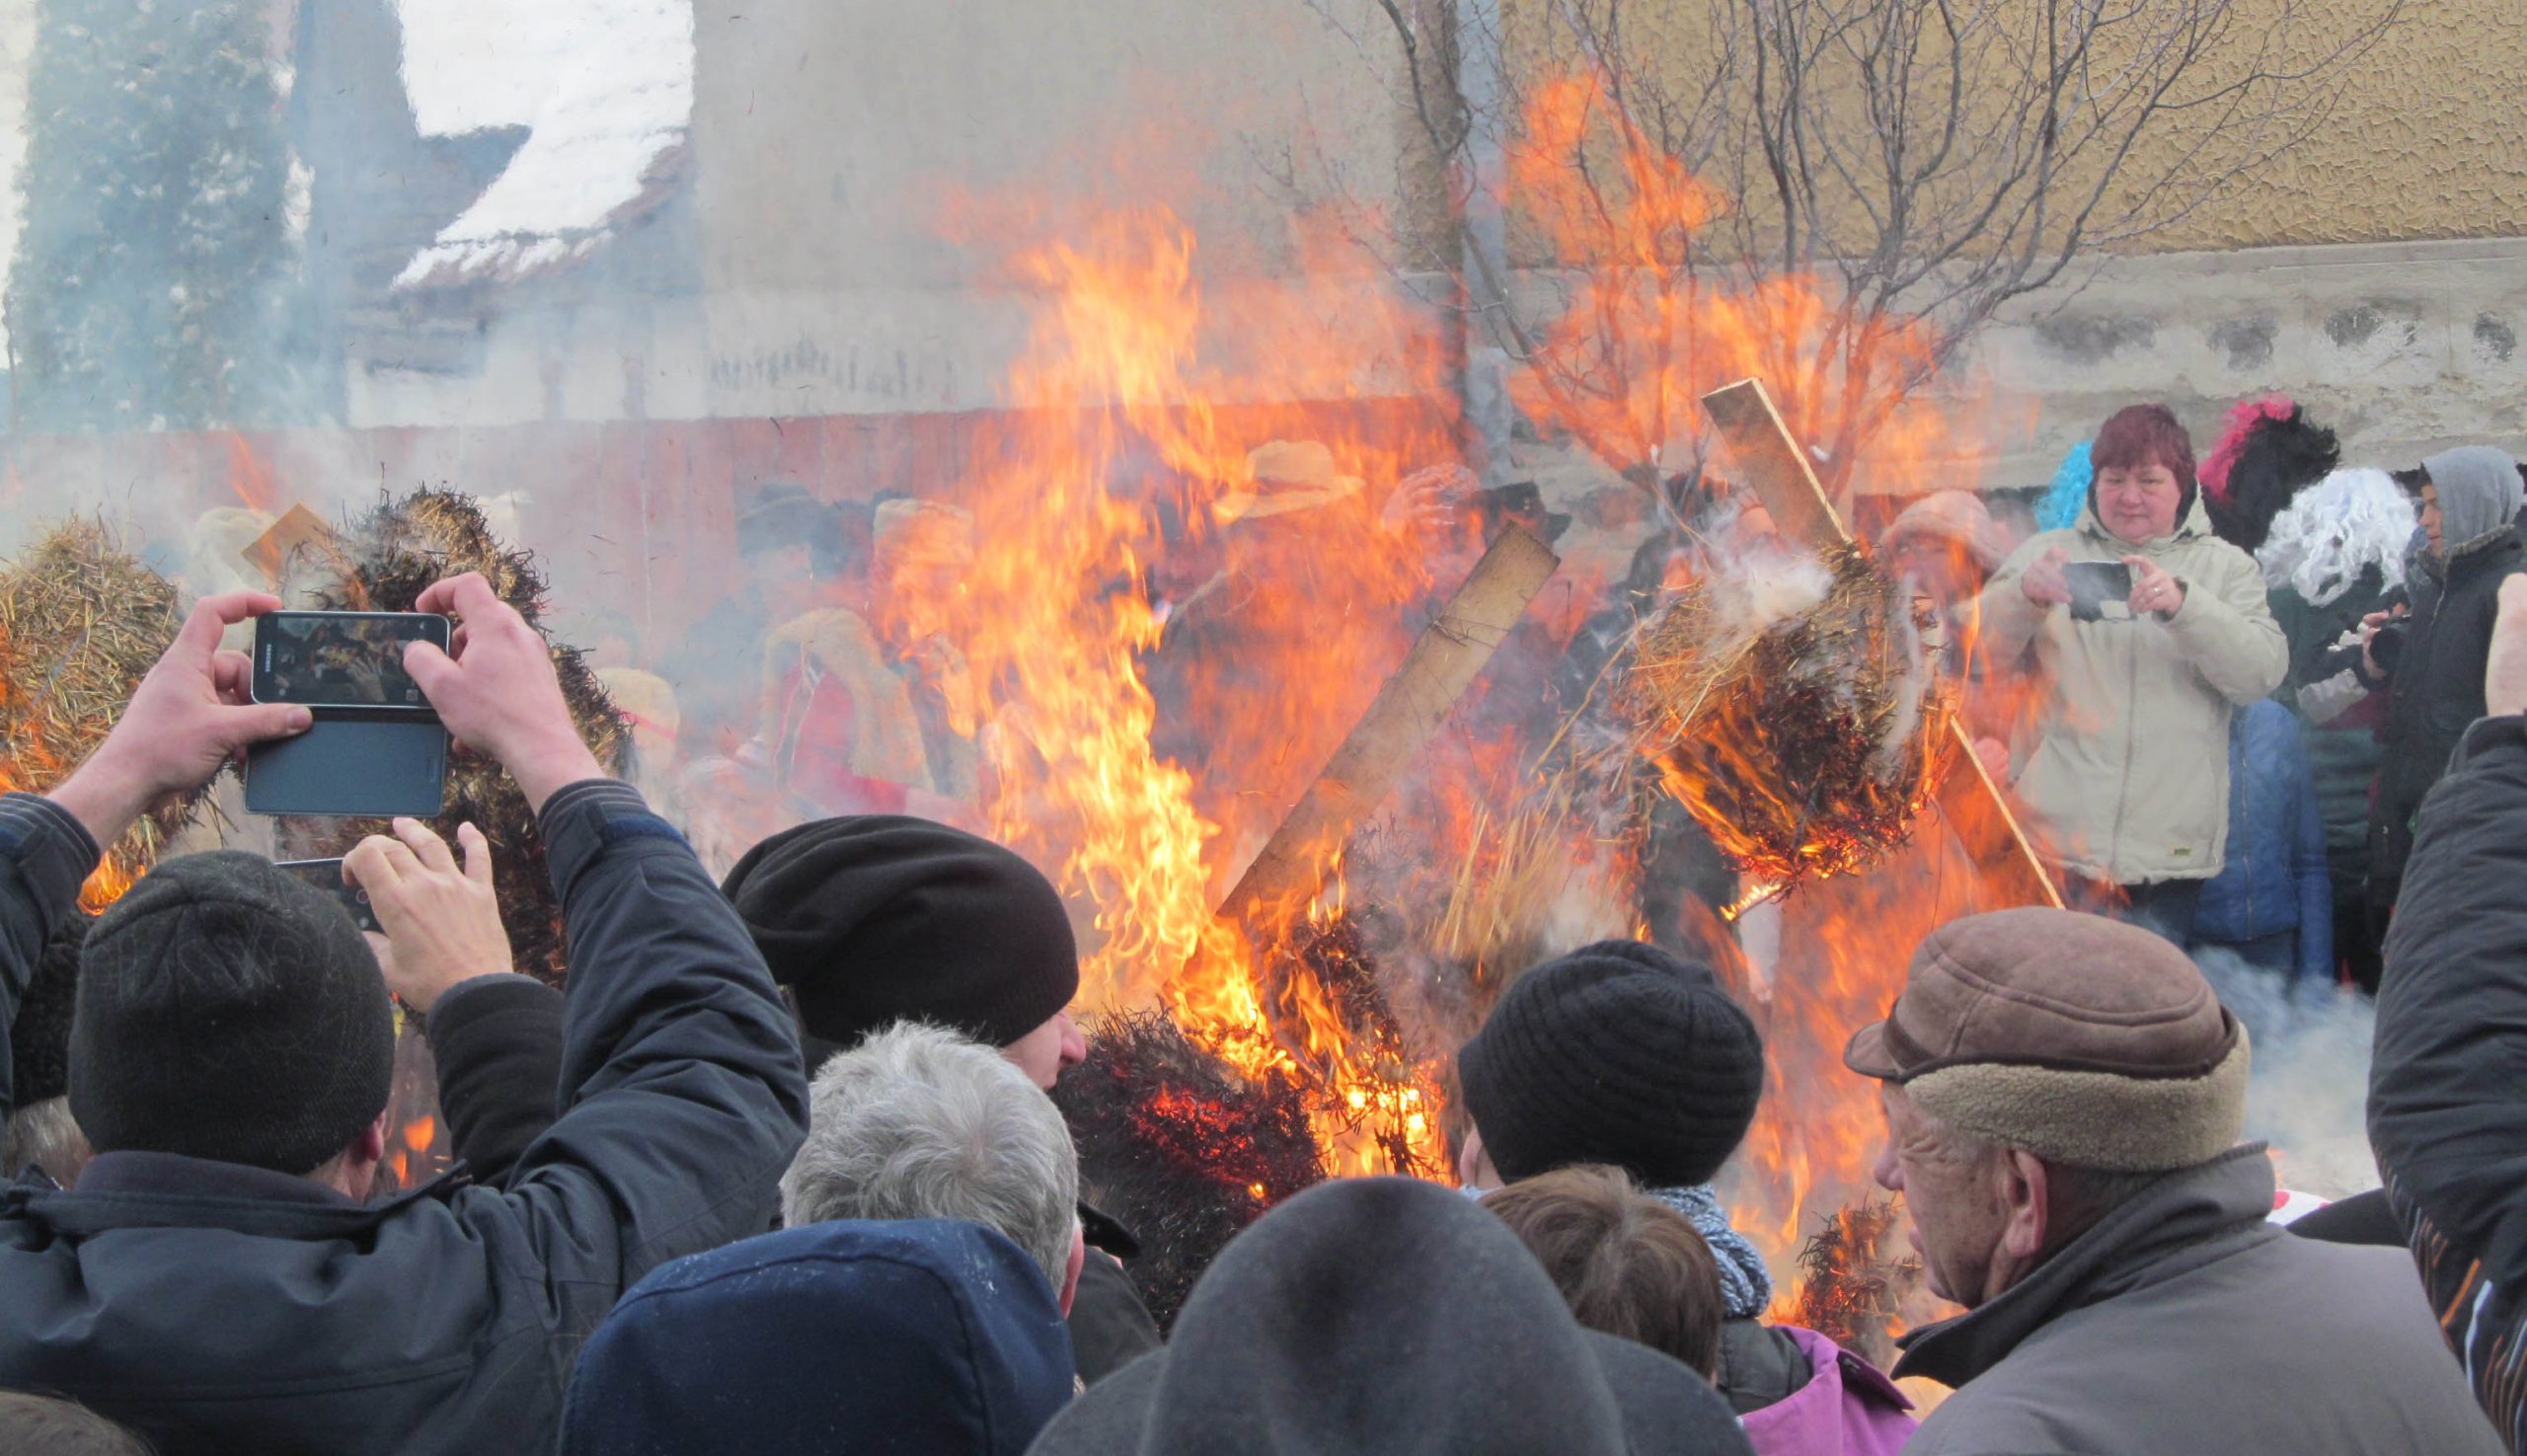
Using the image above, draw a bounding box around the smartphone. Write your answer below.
[273,857,381,933]
[244,714,448,818]
[254,612,448,711]
[2062,562,2135,622]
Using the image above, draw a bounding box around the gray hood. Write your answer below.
[2424,445,2523,557]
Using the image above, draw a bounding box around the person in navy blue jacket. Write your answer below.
[2190,697,2334,991]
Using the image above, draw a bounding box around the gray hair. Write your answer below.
[780,1022,1079,1290]
[3,1096,90,1186]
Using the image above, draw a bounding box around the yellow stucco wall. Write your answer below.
[1485,0,2527,259]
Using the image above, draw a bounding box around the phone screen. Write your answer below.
[2062,562,2135,622]
[271,858,381,932]
[253,612,447,710]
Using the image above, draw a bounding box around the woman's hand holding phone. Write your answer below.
[2021,547,2074,608]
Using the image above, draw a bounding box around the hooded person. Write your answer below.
[412,813,1165,1384]
[1026,1176,1753,1456]
[2257,468,2416,991]
[1452,940,1916,1455]
[559,1219,1073,1456]
[2343,445,2527,922]
[1847,907,2501,1456]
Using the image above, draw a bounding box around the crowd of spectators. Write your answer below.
[1,392,2523,1454]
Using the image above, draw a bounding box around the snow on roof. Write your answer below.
[390,0,693,291]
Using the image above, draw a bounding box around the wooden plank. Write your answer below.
[1699,379,1852,550]
[1699,376,2061,910]
[1208,525,1562,936]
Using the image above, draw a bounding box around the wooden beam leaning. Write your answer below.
[1208,524,1562,939]
[1698,377,2063,910]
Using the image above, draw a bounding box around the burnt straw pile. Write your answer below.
[1622,542,1945,886]
[1052,1010,1327,1331]
[276,489,628,986]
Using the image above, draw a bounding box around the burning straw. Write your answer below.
[1785,1195,1923,1372]
[1622,542,1945,885]
[277,489,627,985]
[1052,1009,1328,1330]
[0,520,193,907]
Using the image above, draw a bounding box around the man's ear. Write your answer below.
[1060,1223,1087,1318]
[1997,1148,2052,1263]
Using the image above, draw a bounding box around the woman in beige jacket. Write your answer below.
[1970,405,2288,942]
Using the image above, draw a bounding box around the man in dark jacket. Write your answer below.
[2368,574,2527,1453]
[1847,907,2501,1456]
[2352,445,2526,921]
[0,577,808,1455]
[413,812,1165,1382]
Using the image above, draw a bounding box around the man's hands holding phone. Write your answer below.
[52,590,313,848]
[346,818,511,1013]
[405,574,603,810]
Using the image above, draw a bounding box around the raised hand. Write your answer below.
[405,574,603,809]
[2020,547,2073,608]
[346,818,511,1013]
[51,590,311,848]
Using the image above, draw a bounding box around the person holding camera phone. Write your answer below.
[0,576,807,1455]
[1971,404,2287,944]
[2330,446,2527,934]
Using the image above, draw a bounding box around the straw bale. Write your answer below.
[0,520,193,905]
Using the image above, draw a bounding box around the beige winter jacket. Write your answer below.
[1973,498,2286,884]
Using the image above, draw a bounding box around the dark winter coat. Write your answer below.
[2354,521,2526,896]
[2193,699,2333,983]
[1893,1146,2502,1456]
[0,784,808,1456]
[428,949,1163,1384]
[2370,716,2527,1453]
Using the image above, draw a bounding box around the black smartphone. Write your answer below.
[2062,562,2135,622]
[244,714,448,818]
[254,612,449,711]
[272,857,381,933]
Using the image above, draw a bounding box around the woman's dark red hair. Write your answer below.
[2090,404,2198,518]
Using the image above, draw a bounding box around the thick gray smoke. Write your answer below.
[2192,947,2379,1200]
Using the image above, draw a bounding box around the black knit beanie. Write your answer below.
[720,816,1079,1061]
[1457,941,1764,1188]
[72,852,393,1176]
[10,912,92,1108]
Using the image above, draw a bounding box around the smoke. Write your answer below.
[2192,946,2380,1200]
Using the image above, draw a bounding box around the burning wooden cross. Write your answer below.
[1699,378,2061,910]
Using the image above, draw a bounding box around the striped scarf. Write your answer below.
[1648,1184,1774,1320]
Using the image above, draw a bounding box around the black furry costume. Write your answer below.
[2202,399,2340,554]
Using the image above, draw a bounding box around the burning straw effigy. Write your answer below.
[0,520,194,906]
[1622,540,1947,887]
[274,489,628,985]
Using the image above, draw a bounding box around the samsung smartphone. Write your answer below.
[2062,562,2135,622]
[253,612,449,711]
[244,714,448,818]
[272,857,382,932]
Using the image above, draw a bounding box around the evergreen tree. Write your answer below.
[7,0,309,430]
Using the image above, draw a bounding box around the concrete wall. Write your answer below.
[687,0,1426,421]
